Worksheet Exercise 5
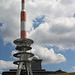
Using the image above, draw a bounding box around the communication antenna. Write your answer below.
[13,0,34,75]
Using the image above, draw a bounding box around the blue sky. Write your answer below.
[0,0,75,75]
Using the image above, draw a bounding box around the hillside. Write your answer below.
[55,72,75,75]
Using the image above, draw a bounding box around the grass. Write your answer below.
[54,72,75,75]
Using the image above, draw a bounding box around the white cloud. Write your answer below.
[71,66,75,72]
[11,50,17,55]
[0,0,75,49]
[31,45,66,64]
[0,60,17,72]
[0,0,20,44]
[0,0,75,65]
[10,50,18,59]
[10,46,66,64]
[30,17,75,49]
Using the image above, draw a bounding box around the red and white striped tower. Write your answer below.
[21,0,26,38]
[13,0,34,75]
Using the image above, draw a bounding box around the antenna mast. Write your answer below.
[13,0,34,75]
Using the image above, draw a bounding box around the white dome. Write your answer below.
[33,56,39,59]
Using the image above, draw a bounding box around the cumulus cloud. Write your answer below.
[10,50,18,59]
[31,45,66,64]
[0,0,75,66]
[0,0,75,49]
[11,50,17,55]
[0,60,17,72]
[30,17,75,49]
[0,0,20,44]
[71,66,75,72]
[10,46,66,64]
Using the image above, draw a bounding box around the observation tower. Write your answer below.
[13,0,34,75]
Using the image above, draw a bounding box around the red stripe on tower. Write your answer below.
[21,0,27,38]
[21,31,26,38]
[22,0,25,3]
[21,11,26,21]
